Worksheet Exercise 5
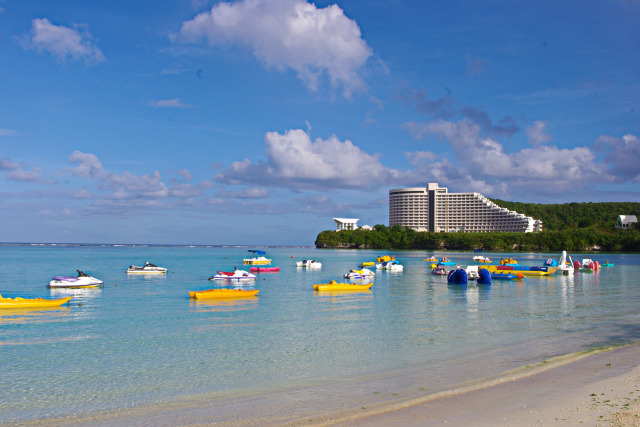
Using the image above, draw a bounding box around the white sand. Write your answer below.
[331,344,640,427]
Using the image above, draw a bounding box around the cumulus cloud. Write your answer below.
[172,0,373,96]
[215,128,405,190]
[67,151,215,209]
[21,18,105,64]
[0,157,48,183]
[595,133,640,182]
[403,118,612,195]
[219,187,270,199]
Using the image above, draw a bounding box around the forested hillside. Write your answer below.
[315,202,640,252]
[489,200,640,231]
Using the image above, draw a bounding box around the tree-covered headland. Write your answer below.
[315,202,640,252]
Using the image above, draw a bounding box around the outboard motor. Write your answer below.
[477,268,492,285]
[447,268,468,285]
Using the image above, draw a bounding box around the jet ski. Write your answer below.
[48,270,104,288]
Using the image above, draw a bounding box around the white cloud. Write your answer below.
[173,0,372,96]
[215,128,405,190]
[595,133,640,182]
[404,118,613,195]
[22,18,105,64]
[0,128,18,136]
[525,120,552,146]
[146,99,194,109]
[0,157,47,183]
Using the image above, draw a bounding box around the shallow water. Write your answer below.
[0,246,639,422]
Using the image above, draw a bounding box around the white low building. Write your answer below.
[616,215,638,230]
[389,183,542,233]
[333,218,359,231]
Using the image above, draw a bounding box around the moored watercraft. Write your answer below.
[490,271,526,280]
[209,269,256,281]
[313,280,372,291]
[343,268,375,279]
[376,255,395,262]
[485,265,557,276]
[296,259,322,268]
[360,261,375,267]
[243,250,271,265]
[249,266,280,272]
[424,256,438,262]
[447,268,468,285]
[438,257,456,266]
[189,288,259,299]
[500,258,518,266]
[48,270,103,288]
[376,260,403,271]
[0,294,72,309]
[126,261,167,274]
[431,265,448,275]
[554,251,574,275]
[472,250,491,263]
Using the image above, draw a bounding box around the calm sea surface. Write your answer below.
[1,245,639,423]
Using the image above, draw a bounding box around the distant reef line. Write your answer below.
[315,227,640,252]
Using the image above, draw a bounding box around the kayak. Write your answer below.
[189,289,259,299]
[249,266,280,272]
[313,280,372,291]
[0,295,72,309]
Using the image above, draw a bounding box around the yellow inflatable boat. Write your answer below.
[0,294,72,309]
[313,280,373,291]
[189,288,259,299]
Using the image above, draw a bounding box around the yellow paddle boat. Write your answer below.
[361,261,375,267]
[424,257,438,262]
[0,294,72,309]
[189,288,259,299]
[313,280,373,291]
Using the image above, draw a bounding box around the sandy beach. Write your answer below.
[333,344,640,427]
[12,344,639,426]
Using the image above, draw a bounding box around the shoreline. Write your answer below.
[329,344,640,427]
[8,344,640,426]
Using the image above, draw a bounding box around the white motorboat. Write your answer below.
[209,269,257,281]
[375,260,404,271]
[343,268,375,279]
[48,270,104,288]
[296,259,322,268]
[243,250,272,265]
[126,261,167,274]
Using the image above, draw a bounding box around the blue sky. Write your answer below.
[1,0,639,245]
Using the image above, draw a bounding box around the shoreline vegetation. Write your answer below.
[317,201,640,252]
[315,226,640,252]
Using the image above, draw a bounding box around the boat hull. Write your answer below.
[0,296,72,309]
[190,289,259,299]
[313,281,372,291]
[485,265,557,276]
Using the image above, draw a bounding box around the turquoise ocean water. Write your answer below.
[1,245,639,423]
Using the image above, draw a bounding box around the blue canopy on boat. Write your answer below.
[248,250,266,255]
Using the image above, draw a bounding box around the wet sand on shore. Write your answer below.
[332,344,640,427]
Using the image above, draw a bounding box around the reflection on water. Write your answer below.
[48,287,103,300]
[0,306,71,325]
[190,297,259,312]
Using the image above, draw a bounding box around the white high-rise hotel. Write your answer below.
[389,183,543,233]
